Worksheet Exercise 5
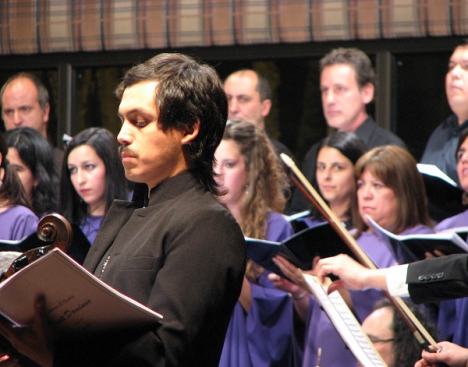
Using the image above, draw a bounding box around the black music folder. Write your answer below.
[417,163,466,222]
[246,222,356,277]
[367,215,468,264]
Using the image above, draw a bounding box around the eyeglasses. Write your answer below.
[368,335,395,344]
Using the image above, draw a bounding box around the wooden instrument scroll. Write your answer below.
[1,213,73,281]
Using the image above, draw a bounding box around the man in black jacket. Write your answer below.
[289,47,406,214]
[0,53,246,367]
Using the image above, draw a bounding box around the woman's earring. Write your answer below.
[0,167,4,189]
[462,192,468,206]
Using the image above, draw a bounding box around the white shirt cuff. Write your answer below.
[386,264,410,297]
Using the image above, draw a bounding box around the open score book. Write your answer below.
[0,248,162,334]
[301,273,388,367]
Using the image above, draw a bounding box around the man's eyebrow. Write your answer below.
[449,59,468,63]
[118,107,154,117]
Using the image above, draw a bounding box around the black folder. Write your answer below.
[367,215,468,264]
[246,222,356,277]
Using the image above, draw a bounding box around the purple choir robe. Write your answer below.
[80,214,104,245]
[300,224,433,367]
[435,209,468,345]
[0,205,38,241]
[219,211,295,367]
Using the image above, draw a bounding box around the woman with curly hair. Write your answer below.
[214,120,298,367]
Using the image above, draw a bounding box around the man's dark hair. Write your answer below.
[457,38,468,47]
[320,48,376,89]
[256,72,272,102]
[0,72,50,111]
[227,69,272,102]
[373,299,437,367]
[115,53,228,195]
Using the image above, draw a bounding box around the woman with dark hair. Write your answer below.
[299,130,368,229]
[275,145,435,367]
[3,127,59,218]
[0,132,38,240]
[60,127,128,244]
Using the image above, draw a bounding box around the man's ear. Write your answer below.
[43,103,50,123]
[261,99,272,118]
[181,120,200,144]
[360,83,374,105]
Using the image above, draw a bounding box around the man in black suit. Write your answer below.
[0,53,245,367]
[289,48,406,213]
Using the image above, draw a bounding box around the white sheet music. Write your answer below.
[303,274,387,367]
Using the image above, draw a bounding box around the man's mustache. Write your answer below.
[119,145,137,157]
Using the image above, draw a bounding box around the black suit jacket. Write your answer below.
[407,254,468,304]
[53,171,246,367]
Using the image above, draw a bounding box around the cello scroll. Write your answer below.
[1,213,73,281]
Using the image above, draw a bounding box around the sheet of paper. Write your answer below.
[302,274,387,367]
[0,249,162,334]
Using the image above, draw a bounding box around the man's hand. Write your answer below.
[315,254,388,294]
[0,295,53,367]
[415,342,468,367]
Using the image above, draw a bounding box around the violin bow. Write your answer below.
[281,153,442,354]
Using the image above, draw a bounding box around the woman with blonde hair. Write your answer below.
[214,120,297,367]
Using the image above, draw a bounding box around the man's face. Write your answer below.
[446,46,468,123]
[117,81,189,189]
[320,64,373,131]
[1,77,49,137]
[361,307,395,367]
[224,71,271,129]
